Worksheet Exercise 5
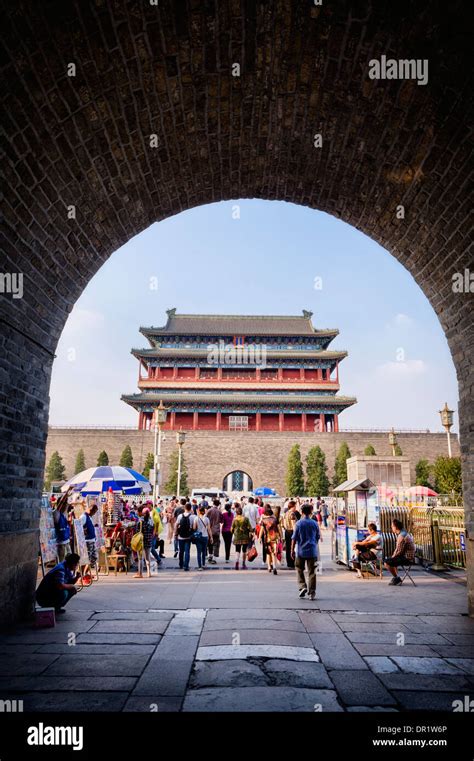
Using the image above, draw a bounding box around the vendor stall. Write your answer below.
[332,478,378,566]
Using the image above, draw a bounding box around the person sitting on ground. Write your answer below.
[36,553,80,614]
[384,519,416,586]
[351,522,383,578]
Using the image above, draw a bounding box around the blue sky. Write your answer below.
[49,199,458,432]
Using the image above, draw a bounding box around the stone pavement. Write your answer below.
[1,529,472,712]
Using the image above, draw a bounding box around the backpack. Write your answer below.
[178,513,192,538]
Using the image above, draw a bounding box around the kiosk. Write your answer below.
[332,478,379,566]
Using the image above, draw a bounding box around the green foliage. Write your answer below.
[163,448,189,496]
[415,459,433,489]
[333,441,352,488]
[45,451,65,489]
[97,450,109,466]
[74,449,86,474]
[305,446,330,496]
[119,445,133,468]
[394,443,403,456]
[364,444,376,456]
[142,452,154,479]
[433,456,462,495]
[285,444,305,497]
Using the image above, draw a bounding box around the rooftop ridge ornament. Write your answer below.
[302,310,313,319]
[166,307,177,318]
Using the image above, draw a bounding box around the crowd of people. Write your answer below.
[36,491,416,613]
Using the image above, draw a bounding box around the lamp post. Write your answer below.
[176,429,186,499]
[439,402,454,458]
[388,428,398,457]
[153,400,168,506]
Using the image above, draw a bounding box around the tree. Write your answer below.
[97,450,109,466]
[433,456,462,496]
[364,444,376,456]
[285,444,305,496]
[142,452,154,479]
[394,444,403,456]
[306,445,330,496]
[163,448,189,496]
[333,441,351,488]
[119,445,133,468]
[44,451,66,489]
[74,448,86,474]
[415,459,433,489]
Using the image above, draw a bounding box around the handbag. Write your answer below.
[247,541,258,562]
[131,521,144,553]
[276,541,283,562]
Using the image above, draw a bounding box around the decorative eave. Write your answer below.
[132,347,348,362]
[122,391,357,407]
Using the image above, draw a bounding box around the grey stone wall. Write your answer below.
[46,428,460,498]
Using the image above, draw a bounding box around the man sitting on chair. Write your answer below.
[351,523,382,578]
[384,519,416,586]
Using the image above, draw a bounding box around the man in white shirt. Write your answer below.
[243,496,259,530]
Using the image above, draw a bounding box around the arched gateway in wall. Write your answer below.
[0,1,472,624]
[223,471,254,493]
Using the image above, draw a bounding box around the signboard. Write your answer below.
[39,499,58,564]
[460,533,466,552]
[73,518,89,565]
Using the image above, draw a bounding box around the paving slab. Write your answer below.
[42,653,150,677]
[0,676,137,692]
[344,631,450,645]
[196,645,319,662]
[264,659,333,688]
[77,632,162,645]
[353,643,438,657]
[392,690,474,711]
[190,660,268,688]
[183,687,343,712]
[91,620,170,634]
[439,634,474,647]
[199,629,312,647]
[0,691,129,712]
[391,656,465,675]
[0,644,44,654]
[364,657,400,673]
[347,706,399,712]
[378,673,470,692]
[445,658,474,675]
[36,643,156,655]
[298,612,341,633]
[0,653,60,676]
[133,635,199,696]
[206,608,299,622]
[336,622,410,633]
[91,611,174,621]
[166,611,206,636]
[331,613,420,623]
[309,633,367,670]
[123,696,183,712]
[329,670,397,706]
[430,645,474,659]
[417,616,474,633]
[203,618,306,632]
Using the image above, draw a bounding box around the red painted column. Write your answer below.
[279,413,284,431]
[172,366,178,379]
[195,367,200,380]
[278,368,283,381]
[138,411,143,430]
[216,412,221,430]
[170,412,176,430]
[300,368,305,381]
[302,413,307,432]
[334,415,339,432]
[336,361,339,383]
[256,368,261,381]
[217,367,223,380]
[256,412,261,431]
[193,412,198,430]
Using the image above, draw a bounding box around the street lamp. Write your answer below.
[176,429,186,499]
[439,402,454,458]
[388,428,398,457]
[153,400,168,506]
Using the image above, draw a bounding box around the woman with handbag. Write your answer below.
[194,506,212,570]
[260,504,283,575]
[231,504,253,570]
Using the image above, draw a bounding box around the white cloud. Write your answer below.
[63,308,105,335]
[376,359,427,379]
[385,313,414,329]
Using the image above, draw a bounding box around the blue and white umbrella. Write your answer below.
[254,486,276,496]
[61,466,152,495]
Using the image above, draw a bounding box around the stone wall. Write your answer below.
[46,428,459,497]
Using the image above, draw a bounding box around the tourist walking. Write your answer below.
[291,503,321,600]
[172,498,186,558]
[194,506,212,569]
[175,503,195,571]
[79,503,99,582]
[53,491,72,562]
[221,502,234,562]
[206,499,222,564]
[282,500,301,569]
[165,498,176,545]
[135,508,153,578]
[260,505,283,575]
[231,504,253,570]
[243,496,259,531]
[321,499,329,528]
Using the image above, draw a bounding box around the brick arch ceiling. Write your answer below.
[1,0,473,622]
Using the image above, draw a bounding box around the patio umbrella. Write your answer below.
[407,485,438,497]
[254,486,276,496]
[61,466,151,495]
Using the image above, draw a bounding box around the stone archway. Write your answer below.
[223,471,254,493]
[1,0,472,624]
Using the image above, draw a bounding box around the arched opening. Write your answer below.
[0,1,471,627]
[223,471,254,493]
